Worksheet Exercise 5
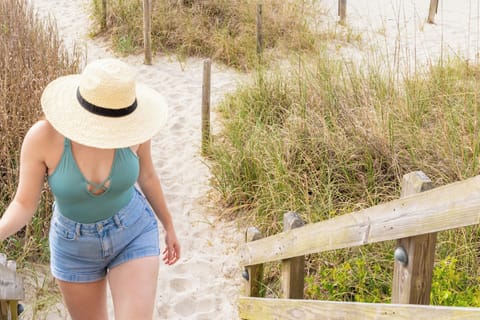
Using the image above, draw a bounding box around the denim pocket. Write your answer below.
[51,220,77,241]
[144,205,158,228]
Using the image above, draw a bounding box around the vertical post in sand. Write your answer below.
[281,212,305,299]
[338,0,347,25]
[201,59,211,155]
[256,3,263,61]
[101,0,107,30]
[391,171,437,304]
[244,227,264,298]
[143,0,152,65]
[427,0,439,24]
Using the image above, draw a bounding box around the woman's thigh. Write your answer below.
[108,256,160,320]
[56,278,108,320]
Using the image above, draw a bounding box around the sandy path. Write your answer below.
[27,0,245,319]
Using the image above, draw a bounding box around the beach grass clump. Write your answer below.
[89,0,331,70]
[0,0,81,264]
[209,50,480,305]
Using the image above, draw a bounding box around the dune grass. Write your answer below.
[208,49,480,304]
[89,0,357,70]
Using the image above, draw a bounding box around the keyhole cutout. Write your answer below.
[70,141,115,196]
[86,178,111,196]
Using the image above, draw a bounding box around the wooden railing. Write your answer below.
[0,253,23,320]
[238,171,480,319]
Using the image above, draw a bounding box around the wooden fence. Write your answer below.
[98,0,443,64]
[0,253,23,320]
[239,171,480,319]
[337,0,440,24]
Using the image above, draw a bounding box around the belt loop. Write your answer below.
[75,223,81,238]
[113,214,123,228]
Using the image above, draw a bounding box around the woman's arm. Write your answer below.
[136,140,180,265]
[0,122,49,241]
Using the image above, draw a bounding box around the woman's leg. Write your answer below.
[56,278,108,320]
[108,256,159,320]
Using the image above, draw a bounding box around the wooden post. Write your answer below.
[201,59,211,155]
[338,0,347,25]
[101,0,107,29]
[244,227,264,297]
[427,0,439,24]
[143,0,152,65]
[0,254,23,320]
[392,171,437,304]
[281,212,305,299]
[0,301,19,320]
[256,3,263,60]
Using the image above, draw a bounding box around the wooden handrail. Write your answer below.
[240,174,480,266]
[239,297,480,320]
[239,171,480,319]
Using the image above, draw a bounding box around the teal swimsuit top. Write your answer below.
[47,138,140,223]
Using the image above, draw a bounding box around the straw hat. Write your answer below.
[41,58,168,149]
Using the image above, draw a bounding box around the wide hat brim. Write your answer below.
[41,74,168,149]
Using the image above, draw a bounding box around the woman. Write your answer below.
[0,58,180,319]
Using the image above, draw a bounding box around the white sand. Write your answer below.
[318,0,480,72]
[21,0,480,319]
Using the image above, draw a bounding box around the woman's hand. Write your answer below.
[163,230,180,265]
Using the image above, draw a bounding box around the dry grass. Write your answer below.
[1,0,82,314]
[1,0,81,315]
[0,0,81,263]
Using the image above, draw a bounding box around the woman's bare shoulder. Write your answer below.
[24,120,63,149]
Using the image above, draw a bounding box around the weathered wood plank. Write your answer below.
[256,3,263,58]
[238,297,480,320]
[143,0,152,65]
[10,300,18,320]
[427,0,439,24]
[201,59,211,155]
[240,175,480,266]
[0,264,24,300]
[338,0,347,25]
[244,227,264,297]
[392,171,436,304]
[281,212,304,299]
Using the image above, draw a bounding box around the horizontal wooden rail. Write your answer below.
[239,297,480,320]
[240,174,480,266]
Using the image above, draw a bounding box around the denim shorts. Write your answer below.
[49,188,160,283]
